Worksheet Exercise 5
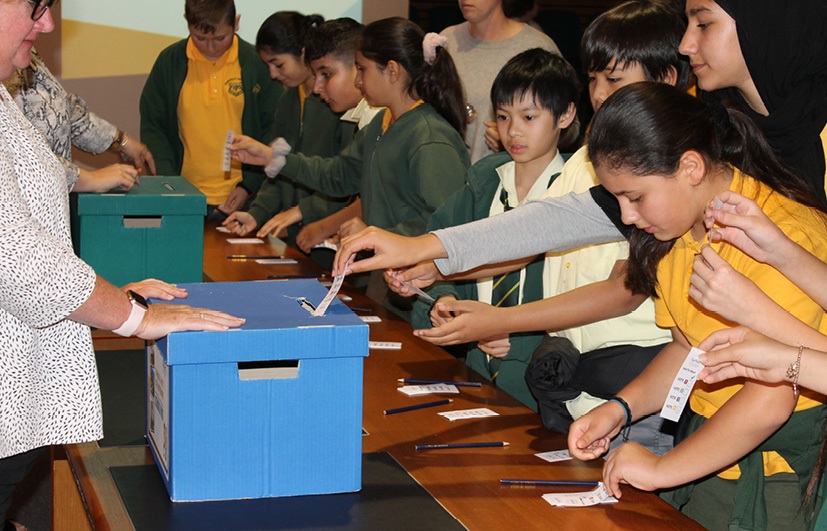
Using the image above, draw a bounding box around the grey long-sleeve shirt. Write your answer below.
[432,189,624,275]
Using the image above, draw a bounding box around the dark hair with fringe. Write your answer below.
[582,0,690,91]
[305,18,363,65]
[587,82,827,297]
[358,17,466,136]
[491,48,580,125]
[256,11,324,57]
[185,0,236,33]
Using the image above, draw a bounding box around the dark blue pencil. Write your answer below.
[398,378,483,388]
[416,442,508,450]
[500,479,600,487]
[384,399,452,415]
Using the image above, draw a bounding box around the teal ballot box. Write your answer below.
[146,280,369,502]
[71,176,205,286]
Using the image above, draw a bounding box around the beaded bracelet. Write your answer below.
[608,396,633,442]
[786,345,804,397]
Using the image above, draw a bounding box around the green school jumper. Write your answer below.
[412,151,565,410]
[246,88,356,245]
[280,104,470,235]
[139,37,280,195]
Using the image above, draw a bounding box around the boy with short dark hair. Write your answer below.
[413,48,579,409]
[140,0,280,219]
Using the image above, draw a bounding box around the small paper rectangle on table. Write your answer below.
[535,450,573,463]
[398,384,459,396]
[438,408,498,421]
[542,484,618,507]
[227,238,264,244]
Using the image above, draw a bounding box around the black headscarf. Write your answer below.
[708,0,827,199]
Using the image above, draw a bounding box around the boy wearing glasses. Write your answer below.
[140,0,280,219]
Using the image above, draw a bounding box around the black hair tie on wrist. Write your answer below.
[608,396,633,442]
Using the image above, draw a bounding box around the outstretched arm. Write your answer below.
[414,260,646,344]
[334,189,622,276]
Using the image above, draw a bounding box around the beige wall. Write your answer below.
[363,0,408,23]
[52,1,409,170]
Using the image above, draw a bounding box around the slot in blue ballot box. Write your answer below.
[71,176,205,287]
[146,280,369,502]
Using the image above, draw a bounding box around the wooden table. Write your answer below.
[54,226,702,530]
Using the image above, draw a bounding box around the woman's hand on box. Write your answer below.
[135,304,246,340]
[123,279,187,301]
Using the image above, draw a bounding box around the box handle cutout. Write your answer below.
[163,182,176,191]
[123,216,162,229]
[238,360,300,381]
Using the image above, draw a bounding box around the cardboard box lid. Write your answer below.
[75,176,206,216]
[152,280,369,365]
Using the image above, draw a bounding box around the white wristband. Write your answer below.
[112,298,147,337]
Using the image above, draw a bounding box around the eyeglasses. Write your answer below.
[27,0,58,21]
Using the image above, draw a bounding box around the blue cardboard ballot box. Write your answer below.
[71,176,205,287]
[146,280,369,502]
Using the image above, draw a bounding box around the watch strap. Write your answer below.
[112,292,148,337]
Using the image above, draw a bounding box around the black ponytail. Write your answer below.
[256,11,324,57]
[359,17,467,136]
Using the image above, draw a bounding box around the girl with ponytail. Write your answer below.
[569,81,827,531]
[229,17,471,316]
[225,11,359,253]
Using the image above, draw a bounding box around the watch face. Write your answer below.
[128,290,149,308]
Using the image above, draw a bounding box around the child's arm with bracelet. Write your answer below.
[602,375,796,498]
[568,330,692,461]
[698,326,827,391]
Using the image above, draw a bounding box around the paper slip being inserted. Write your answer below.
[535,450,573,463]
[310,260,349,316]
[227,238,264,245]
[660,347,705,422]
[439,408,498,421]
[542,483,618,507]
[398,384,459,396]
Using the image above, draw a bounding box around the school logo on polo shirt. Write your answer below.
[226,77,243,97]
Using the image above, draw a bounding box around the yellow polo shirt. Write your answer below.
[178,36,244,205]
[655,169,827,479]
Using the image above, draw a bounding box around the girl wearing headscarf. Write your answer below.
[680,0,827,200]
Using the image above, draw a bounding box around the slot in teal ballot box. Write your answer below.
[72,176,205,286]
[146,280,369,502]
